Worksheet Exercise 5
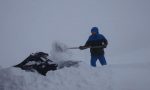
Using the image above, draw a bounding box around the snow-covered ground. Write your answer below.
[0,48,150,90]
[110,47,150,90]
[0,0,150,90]
[0,62,112,90]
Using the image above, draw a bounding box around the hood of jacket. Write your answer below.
[91,27,99,34]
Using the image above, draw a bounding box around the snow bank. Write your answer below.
[0,48,150,90]
[0,68,27,90]
[0,63,112,90]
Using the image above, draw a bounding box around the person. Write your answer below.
[79,27,108,67]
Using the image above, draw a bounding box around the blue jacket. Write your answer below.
[85,27,108,56]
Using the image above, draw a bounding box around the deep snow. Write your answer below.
[0,0,150,90]
[0,63,112,90]
[0,48,150,90]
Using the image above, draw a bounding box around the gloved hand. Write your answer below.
[101,42,107,48]
[102,44,107,48]
[79,46,86,50]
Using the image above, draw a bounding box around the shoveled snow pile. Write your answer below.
[0,62,112,90]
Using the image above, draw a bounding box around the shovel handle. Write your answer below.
[68,46,105,49]
[67,47,79,49]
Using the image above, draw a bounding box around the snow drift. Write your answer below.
[0,46,150,90]
[0,63,112,90]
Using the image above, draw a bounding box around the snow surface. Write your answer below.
[0,0,150,90]
[0,63,112,90]
[0,48,150,90]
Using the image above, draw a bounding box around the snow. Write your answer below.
[109,48,150,90]
[0,0,150,90]
[0,63,112,90]
[0,48,150,90]
[112,63,150,90]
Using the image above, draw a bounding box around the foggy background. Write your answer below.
[0,0,150,67]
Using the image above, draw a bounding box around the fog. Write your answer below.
[0,0,150,67]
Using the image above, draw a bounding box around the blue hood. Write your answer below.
[91,27,99,34]
[87,27,104,41]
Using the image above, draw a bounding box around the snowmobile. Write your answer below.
[14,52,80,76]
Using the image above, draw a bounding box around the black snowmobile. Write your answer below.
[14,52,80,76]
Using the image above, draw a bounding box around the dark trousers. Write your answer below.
[91,55,107,67]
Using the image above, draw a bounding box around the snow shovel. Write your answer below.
[54,45,105,52]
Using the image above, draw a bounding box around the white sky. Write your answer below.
[0,0,150,67]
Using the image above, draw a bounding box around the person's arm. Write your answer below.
[79,36,92,50]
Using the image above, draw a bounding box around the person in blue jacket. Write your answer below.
[79,27,108,67]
